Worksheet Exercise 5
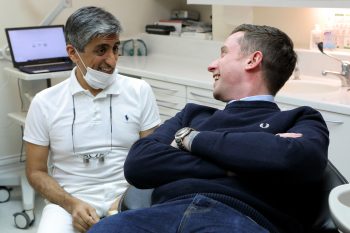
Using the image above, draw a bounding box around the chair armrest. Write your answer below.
[329,184,350,233]
[117,186,153,212]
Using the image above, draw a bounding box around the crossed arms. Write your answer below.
[124,104,329,188]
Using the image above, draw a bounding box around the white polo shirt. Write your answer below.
[24,68,161,216]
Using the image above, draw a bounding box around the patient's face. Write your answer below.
[76,34,120,75]
[208,32,248,102]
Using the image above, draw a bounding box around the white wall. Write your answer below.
[212,6,349,50]
[0,0,185,163]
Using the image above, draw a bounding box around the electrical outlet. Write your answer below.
[64,0,72,7]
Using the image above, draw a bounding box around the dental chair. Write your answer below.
[118,161,348,233]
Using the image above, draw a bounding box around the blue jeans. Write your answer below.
[88,194,269,233]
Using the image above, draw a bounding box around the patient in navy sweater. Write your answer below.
[89,24,329,233]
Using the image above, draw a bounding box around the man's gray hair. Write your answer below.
[65,6,122,52]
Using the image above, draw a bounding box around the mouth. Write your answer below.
[213,73,220,81]
[98,67,114,74]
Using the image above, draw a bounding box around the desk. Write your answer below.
[6,67,70,127]
[4,66,71,80]
[7,112,26,126]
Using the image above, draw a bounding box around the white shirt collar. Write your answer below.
[227,95,275,105]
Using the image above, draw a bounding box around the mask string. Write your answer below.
[74,48,88,76]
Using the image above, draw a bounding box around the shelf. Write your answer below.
[4,66,71,81]
[187,0,350,8]
[8,112,27,126]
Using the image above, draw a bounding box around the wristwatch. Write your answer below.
[175,127,194,150]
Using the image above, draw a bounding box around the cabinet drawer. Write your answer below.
[187,86,225,109]
[142,78,186,98]
[155,94,186,110]
[276,102,298,111]
[159,106,180,122]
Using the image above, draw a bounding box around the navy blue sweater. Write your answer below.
[124,101,329,232]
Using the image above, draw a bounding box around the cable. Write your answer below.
[20,125,25,163]
[17,79,24,112]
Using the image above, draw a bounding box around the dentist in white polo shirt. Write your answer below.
[23,6,160,233]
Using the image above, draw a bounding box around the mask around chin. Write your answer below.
[74,48,117,90]
[83,67,118,90]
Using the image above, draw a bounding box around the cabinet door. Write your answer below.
[187,86,225,109]
[142,77,186,122]
[158,106,181,122]
[318,110,350,181]
[142,78,186,98]
[277,102,350,181]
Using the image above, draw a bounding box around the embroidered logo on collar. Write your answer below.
[259,123,270,129]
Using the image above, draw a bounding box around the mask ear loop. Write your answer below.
[74,48,88,76]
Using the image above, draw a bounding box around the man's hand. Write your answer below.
[107,195,122,216]
[170,139,178,149]
[276,132,303,138]
[70,199,100,233]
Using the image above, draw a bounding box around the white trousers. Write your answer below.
[37,197,122,233]
[37,204,78,233]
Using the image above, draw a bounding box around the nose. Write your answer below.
[105,49,118,66]
[208,59,219,72]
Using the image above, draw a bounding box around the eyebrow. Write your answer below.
[221,46,228,53]
[95,41,120,49]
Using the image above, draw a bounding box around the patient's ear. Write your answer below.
[245,51,263,70]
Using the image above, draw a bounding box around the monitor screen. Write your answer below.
[5,25,68,63]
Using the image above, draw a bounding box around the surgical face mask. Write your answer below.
[75,49,117,89]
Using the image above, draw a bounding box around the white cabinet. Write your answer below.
[277,102,350,180]
[187,0,350,8]
[141,77,187,122]
[318,110,350,180]
[187,86,225,109]
[142,78,226,122]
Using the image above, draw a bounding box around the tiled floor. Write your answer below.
[0,186,44,233]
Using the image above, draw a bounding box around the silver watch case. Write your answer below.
[175,127,194,150]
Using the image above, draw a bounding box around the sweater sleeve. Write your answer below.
[191,107,329,183]
[124,105,227,188]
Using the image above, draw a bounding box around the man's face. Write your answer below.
[75,34,120,76]
[207,32,248,102]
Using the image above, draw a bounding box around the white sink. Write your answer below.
[279,77,340,95]
[329,184,350,233]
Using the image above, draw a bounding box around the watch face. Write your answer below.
[176,127,189,137]
[175,127,194,140]
[175,127,194,150]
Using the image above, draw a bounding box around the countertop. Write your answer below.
[118,54,214,89]
[117,54,350,115]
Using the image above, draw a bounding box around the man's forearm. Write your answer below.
[27,170,78,213]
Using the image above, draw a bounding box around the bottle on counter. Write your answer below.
[323,20,336,50]
[309,24,323,50]
[344,26,350,49]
